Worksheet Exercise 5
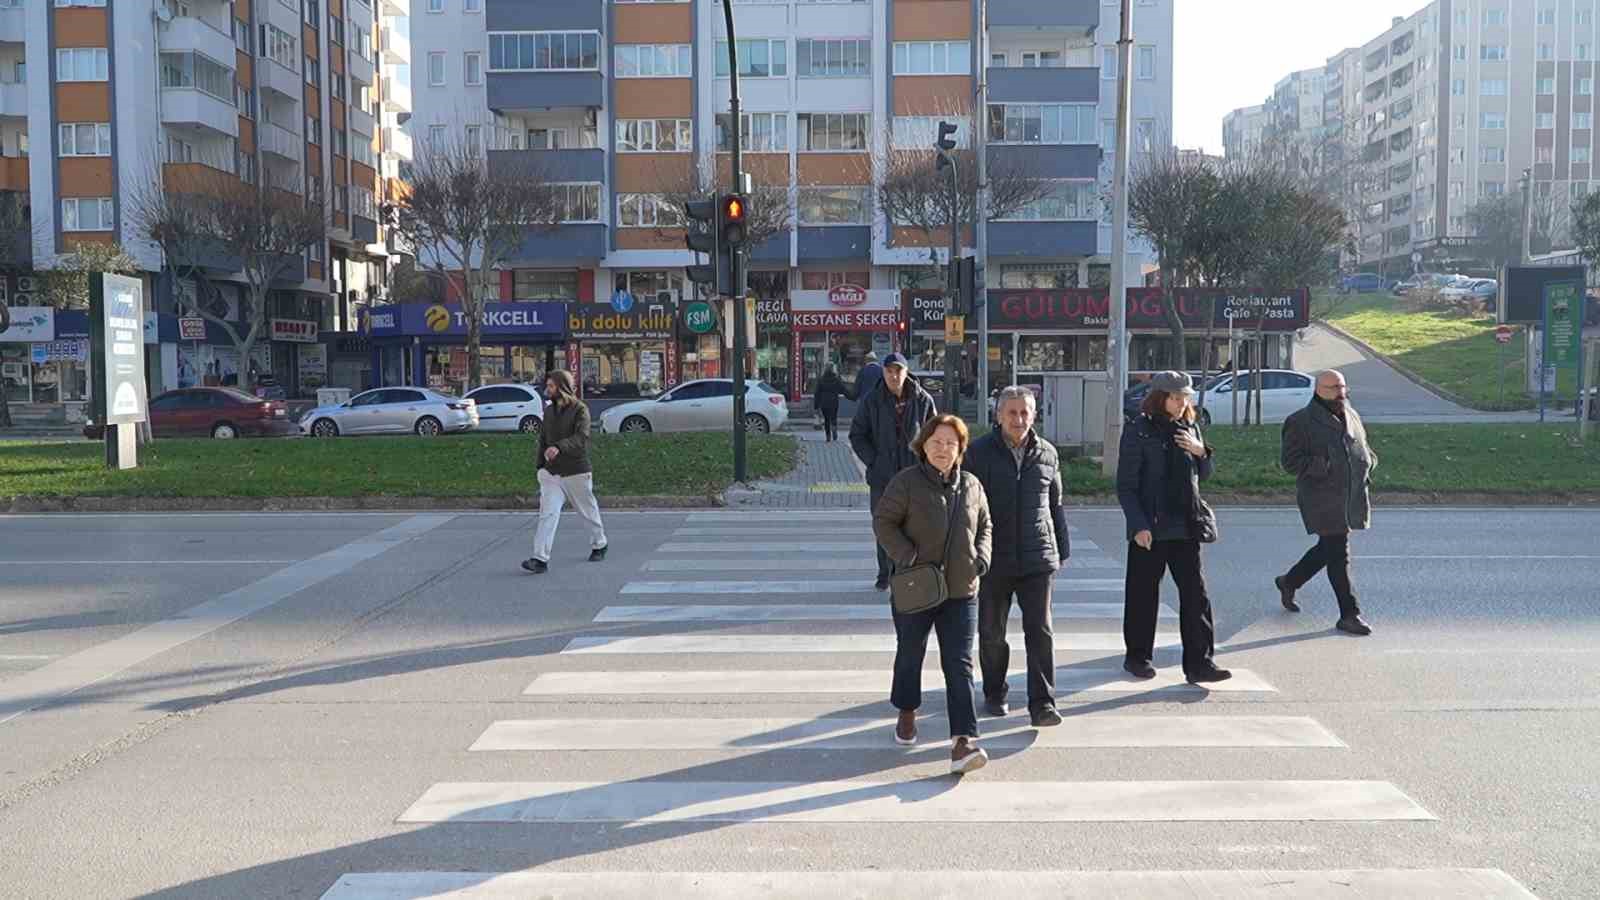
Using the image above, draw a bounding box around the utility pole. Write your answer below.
[974,0,991,423]
[1520,168,1534,265]
[1102,0,1135,478]
[937,123,961,416]
[721,0,749,482]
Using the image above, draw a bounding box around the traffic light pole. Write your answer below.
[721,0,748,483]
[939,150,960,417]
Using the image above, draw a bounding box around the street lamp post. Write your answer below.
[937,123,961,416]
[1102,0,1135,478]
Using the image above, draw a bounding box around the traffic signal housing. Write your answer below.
[684,196,720,294]
[936,120,959,152]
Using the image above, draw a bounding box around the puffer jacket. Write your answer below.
[1115,413,1217,542]
[872,462,993,601]
[849,376,938,489]
[965,427,1069,576]
[1281,399,1376,535]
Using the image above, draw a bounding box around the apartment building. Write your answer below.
[405,0,1174,402]
[0,0,411,414]
[1222,102,1267,161]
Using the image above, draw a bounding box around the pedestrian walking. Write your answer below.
[1276,369,1377,636]
[966,385,1069,727]
[522,370,607,574]
[849,352,938,591]
[850,352,884,402]
[1115,371,1231,684]
[872,414,993,774]
[813,365,847,442]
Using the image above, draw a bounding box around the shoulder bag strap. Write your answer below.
[938,479,963,569]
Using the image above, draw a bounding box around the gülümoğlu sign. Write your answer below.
[987,288,1311,331]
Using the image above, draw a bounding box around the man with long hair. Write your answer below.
[522,370,607,574]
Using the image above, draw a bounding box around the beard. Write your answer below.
[1322,396,1346,414]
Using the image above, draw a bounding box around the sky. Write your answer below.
[1171,0,1433,153]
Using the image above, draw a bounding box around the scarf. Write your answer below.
[1157,417,1205,529]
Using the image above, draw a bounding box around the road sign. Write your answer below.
[1495,324,1513,344]
[1543,281,1583,371]
[945,314,965,343]
[683,301,716,335]
[611,290,635,314]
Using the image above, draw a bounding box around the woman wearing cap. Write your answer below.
[1115,371,1231,685]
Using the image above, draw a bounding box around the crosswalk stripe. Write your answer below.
[523,667,1276,696]
[685,511,884,522]
[396,779,1430,824]
[660,541,1104,554]
[562,632,1169,654]
[594,603,1172,622]
[621,579,1122,594]
[470,716,1345,751]
[322,869,1535,899]
[671,526,1084,537]
[642,557,1122,572]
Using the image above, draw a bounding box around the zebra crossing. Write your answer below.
[320,510,1536,899]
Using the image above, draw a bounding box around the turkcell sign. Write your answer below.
[367,302,567,338]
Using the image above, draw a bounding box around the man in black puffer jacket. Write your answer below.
[965,385,1070,727]
[849,353,937,590]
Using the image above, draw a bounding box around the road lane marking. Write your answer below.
[523,667,1275,696]
[594,603,1170,621]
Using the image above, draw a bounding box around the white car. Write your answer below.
[1194,369,1315,426]
[300,387,478,437]
[598,378,789,434]
[463,383,544,437]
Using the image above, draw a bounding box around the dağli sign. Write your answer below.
[828,284,868,307]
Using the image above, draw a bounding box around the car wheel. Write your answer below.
[414,416,443,437]
[743,413,771,434]
[518,415,542,439]
[211,422,238,439]
[620,415,652,434]
[311,418,340,438]
[1198,408,1212,427]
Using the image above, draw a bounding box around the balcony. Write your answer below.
[487,71,604,112]
[260,121,302,164]
[988,0,1098,35]
[158,16,237,68]
[381,25,409,65]
[347,48,376,86]
[352,215,378,245]
[0,80,23,117]
[384,79,412,113]
[798,227,872,263]
[989,145,1100,180]
[257,56,302,100]
[161,88,240,137]
[487,147,604,182]
[987,67,1098,104]
[0,4,22,42]
[348,103,376,137]
[0,155,27,192]
[987,221,1097,259]
[383,125,413,161]
[509,223,607,263]
[486,0,603,31]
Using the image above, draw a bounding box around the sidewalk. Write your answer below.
[725,431,869,509]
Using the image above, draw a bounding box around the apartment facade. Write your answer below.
[1221,102,1267,160]
[406,0,1174,402]
[0,0,410,413]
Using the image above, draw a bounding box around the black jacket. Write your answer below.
[1281,399,1376,535]
[538,398,593,477]
[850,362,883,402]
[1115,413,1216,542]
[965,427,1069,576]
[849,376,937,490]
[814,372,847,415]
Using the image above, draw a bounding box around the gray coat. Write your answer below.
[1280,399,1377,535]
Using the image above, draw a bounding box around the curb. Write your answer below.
[0,494,727,513]
[1317,321,1530,413]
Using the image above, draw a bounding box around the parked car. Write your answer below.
[598,378,789,434]
[299,387,478,437]
[1339,273,1392,294]
[1192,369,1316,426]
[1439,276,1495,306]
[462,383,544,437]
[82,387,297,440]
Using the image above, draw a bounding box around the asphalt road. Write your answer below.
[0,508,1595,898]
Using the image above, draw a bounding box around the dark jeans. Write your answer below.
[820,407,839,441]
[1124,539,1217,676]
[869,483,892,581]
[891,596,979,739]
[1285,534,1360,618]
[979,570,1055,711]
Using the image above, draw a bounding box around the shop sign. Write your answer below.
[92,275,147,426]
[179,317,207,341]
[904,290,946,331]
[36,340,87,363]
[365,302,567,338]
[829,283,868,307]
[683,301,716,335]
[755,298,790,328]
[987,288,1310,331]
[298,344,329,390]
[791,289,899,313]
[271,319,320,343]
[0,306,54,343]
[1211,290,1312,330]
[569,303,675,340]
[791,310,899,332]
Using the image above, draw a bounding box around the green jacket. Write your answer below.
[872,462,992,601]
[539,398,593,477]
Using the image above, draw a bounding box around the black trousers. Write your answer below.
[820,407,839,441]
[1285,534,1360,618]
[979,570,1055,711]
[892,597,979,739]
[1124,539,1217,676]
[868,483,891,581]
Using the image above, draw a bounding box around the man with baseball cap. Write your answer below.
[849,352,937,590]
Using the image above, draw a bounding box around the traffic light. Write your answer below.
[720,193,748,248]
[684,196,720,294]
[956,255,977,315]
[936,120,959,152]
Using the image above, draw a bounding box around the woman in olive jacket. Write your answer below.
[1115,371,1231,686]
[873,413,993,774]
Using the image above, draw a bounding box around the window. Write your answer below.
[304,54,320,87]
[1583,78,1596,96]
[1483,8,1505,25]
[1482,112,1506,129]
[1451,78,1465,96]
[1136,45,1156,79]
[617,194,685,227]
[717,112,788,152]
[332,129,347,156]
[1584,44,1595,62]
[1581,9,1596,25]
[1578,112,1594,129]
[1453,45,1467,62]
[234,17,254,53]
[1576,147,1593,164]
[1539,43,1554,61]
[427,124,448,147]
[1535,146,1554,164]
[61,197,114,232]
[553,183,601,222]
[465,0,480,10]
[54,0,107,5]
[892,116,969,149]
[614,44,693,78]
[797,113,870,151]
[488,32,601,72]
[330,18,344,45]
[1020,50,1063,68]
[797,38,871,77]
[1480,180,1505,196]
[465,52,483,85]
[892,41,969,75]
[465,125,482,156]
[798,186,869,225]
[58,122,111,157]
[1539,111,1556,129]
[261,24,297,70]
[1481,78,1506,96]
[1539,77,1556,95]
[1480,44,1507,60]
[236,81,256,117]
[426,0,441,11]
[1539,7,1557,25]
[800,270,870,290]
[305,115,320,143]
[350,23,372,61]
[351,185,377,219]
[1100,47,1116,78]
[997,180,1098,221]
[329,73,344,100]
[427,51,446,85]
[56,48,109,82]
[987,103,1097,144]
[1480,146,1505,163]
[304,0,320,28]
[615,118,693,152]
[714,39,787,78]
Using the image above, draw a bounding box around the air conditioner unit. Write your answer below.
[16,277,37,292]
[656,291,673,305]
[13,292,33,305]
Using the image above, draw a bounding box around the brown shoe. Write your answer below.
[950,737,988,774]
[894,710,917,746]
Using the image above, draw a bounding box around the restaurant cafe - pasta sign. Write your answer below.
[987,288,1311,331]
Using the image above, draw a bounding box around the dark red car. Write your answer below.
[83,387,298,440]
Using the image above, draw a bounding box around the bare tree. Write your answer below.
[1466,194,1525,273]
[131,164,327,374]
[1570,190,1600,267]
[37,241,139,310]
[648,152,793,269]
[1128,147,1221,370]
[386,134,565,390]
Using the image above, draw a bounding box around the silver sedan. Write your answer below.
[300,387,479,437]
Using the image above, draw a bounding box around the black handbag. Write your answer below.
[889,481,964,615]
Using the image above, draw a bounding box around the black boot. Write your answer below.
[1275,575,1300,612]
[589,546,607,563]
